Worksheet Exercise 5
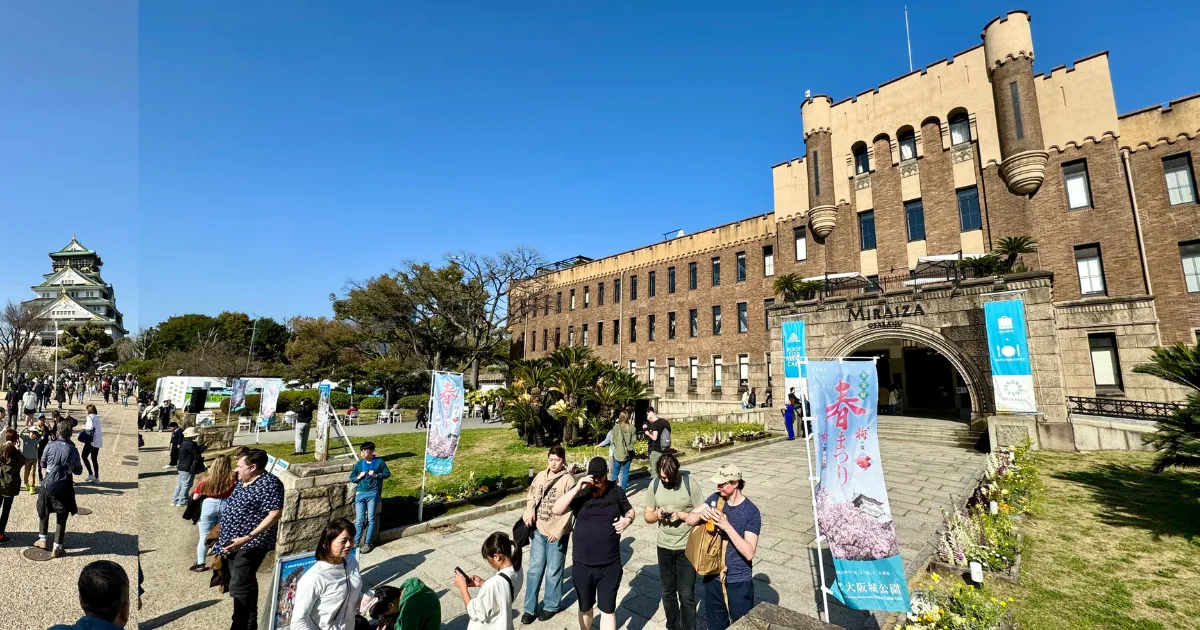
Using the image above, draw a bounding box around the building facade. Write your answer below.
[23,236,127,344]
[510,11,1199,429]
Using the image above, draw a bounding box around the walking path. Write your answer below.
[0,397,140,628]
[139,427,983,629]
[230,414,496,446]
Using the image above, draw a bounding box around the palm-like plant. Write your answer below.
[994,236,1038,272]
[1134,342,1200,471]
[772,273,803,302]
[1133,343,1200,391]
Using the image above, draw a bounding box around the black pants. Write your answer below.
[169,444,180,467]
[658,547,698,630]
[702,576,754,630]
[223,546,268,630]
[0,495,13,535]
[82,444,99,477]
[36,496,69,548]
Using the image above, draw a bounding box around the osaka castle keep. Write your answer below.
[23,236,127,345]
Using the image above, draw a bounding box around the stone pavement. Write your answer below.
[0,397,141,628]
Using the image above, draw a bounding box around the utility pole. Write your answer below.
[246,317,258,374]
[905,6,913,72]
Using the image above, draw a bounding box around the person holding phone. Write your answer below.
[644,453,705,630]
[349,441,391,554]
[454,532,523,630]
[551,457,634,630]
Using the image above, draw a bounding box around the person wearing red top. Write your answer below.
[189,454,235,572]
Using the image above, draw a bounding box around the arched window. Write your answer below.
[949,112,971,146]
[898,126,917,161]
[852,142,870,174]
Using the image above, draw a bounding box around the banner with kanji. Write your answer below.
[230,379,248,412]
[808,361,910,612]
[424,372,464,475]
[984,298,1037,413]
[259,378,283,423]
[315,383,332,459]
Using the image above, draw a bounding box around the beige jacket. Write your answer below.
[522,469,575,540]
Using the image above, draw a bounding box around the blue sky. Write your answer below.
[4,2,1198,334]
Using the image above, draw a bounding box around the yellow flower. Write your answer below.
[1000,601,1007,607]
[990,597,997,603]
[930,573,940,582]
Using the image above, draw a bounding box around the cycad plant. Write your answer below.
[994,236,1038,272]
[1133,342,1200,471]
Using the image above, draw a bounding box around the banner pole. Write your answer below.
[417,371,436,522]
[800,358,832,623]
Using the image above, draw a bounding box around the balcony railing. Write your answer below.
[1067,396,1181,422]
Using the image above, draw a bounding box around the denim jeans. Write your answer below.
[658,547,697,630]
[609,458,631,489]
[172,471,195,505]
[523,529,569,615]
[196,498,223,565]
[702,576,754,630]
[354,494,378,545]
[294,422,311,454]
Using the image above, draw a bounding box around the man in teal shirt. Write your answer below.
[349,441,391,553]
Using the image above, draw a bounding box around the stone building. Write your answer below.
[23,236,127,344]
[510,11,1199,435]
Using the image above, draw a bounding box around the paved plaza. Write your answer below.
[0,397,140,629]
[140,428,983,629]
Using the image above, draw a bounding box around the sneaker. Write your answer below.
[52,547,65,559]
[520,613,536,625]
[33,539,49,550]
[189,563,208,572]
[27,485,35,495]
[0,534,9,545]
[537,611,557,622]
[168,502,179,507]
[163,464,174,469]
[361,543,373,554]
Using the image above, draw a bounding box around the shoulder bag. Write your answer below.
[512,472,567,548]
[685,496,727,576]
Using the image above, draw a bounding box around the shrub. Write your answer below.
[398,394,430,409]
[907,579,1011,629]
[358,396,385,409]
[220,394,261,414]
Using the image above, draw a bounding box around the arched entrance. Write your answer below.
[825,324,989,423]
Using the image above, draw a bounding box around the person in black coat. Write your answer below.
[165,422,182,469]
[158,400,175,432]
[170,427,206,507]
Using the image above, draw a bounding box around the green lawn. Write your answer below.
[260,421,766,529]
[979,451,1200,629]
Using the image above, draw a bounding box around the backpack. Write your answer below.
[660,425,672,451]
[650,471,692,499]
[685,496,726,576]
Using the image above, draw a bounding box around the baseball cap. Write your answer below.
[587,456,608,478]
[709,464,743,485]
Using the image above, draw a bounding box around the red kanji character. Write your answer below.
[825,380,866,431]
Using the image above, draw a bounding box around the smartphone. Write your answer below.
[454,566,468,581]
[661,510,675,521]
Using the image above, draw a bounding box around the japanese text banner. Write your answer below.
[808,361,910,612]
[259,379,283,423]
[230,379,248,412]
[984,299,1037,413]
[425,371,465,475]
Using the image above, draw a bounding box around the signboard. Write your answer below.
[781,319,807,398]
[315,383,332,460]
[984,299,1037,413]
[230,379,249,412]
[424,371,465,475]
[266,454,291,474]
[266,549,358,630]
[259,379,283,423]
[808,360,910,613]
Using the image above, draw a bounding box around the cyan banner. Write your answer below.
[425,371,465,475]
[984,299,1037,413]
[781,319,807,381]
[807,360,910,613]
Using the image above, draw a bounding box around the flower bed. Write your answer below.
[903,576,1014,629]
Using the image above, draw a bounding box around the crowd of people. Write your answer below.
[3,373,138,426]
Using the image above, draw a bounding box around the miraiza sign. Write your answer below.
[848,303,926,322]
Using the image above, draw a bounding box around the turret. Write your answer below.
[983,11,1047,195]
[801,95,837,238]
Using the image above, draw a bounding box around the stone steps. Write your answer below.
[877,418,984,449]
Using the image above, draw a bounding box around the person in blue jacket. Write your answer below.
[348,441,391,554]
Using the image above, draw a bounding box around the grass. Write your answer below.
[260,420,766,529]
[978,450,1200,629]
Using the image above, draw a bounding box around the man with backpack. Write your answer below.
[642,408,671,480]
[643,452,705,630]
[519,445,575,625]
[686,463,761,630]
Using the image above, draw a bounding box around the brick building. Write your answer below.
[510,11,1199,428]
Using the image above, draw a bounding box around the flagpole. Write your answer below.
[417,371,437,522]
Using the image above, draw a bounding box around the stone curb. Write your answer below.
[378,433,788,544]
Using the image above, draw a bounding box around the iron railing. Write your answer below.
[1067,396,1181,421]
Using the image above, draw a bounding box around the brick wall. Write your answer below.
[920,120,969,255]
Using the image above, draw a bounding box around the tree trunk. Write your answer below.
[470,359,480,390]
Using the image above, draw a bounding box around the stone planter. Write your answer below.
[733,432,769,442]
[422,488,514,511]
[693,440,736,453]
[196,425,235,451]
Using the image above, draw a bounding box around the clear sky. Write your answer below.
[4,2,1198,334]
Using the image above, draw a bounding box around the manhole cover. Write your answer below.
[23,547,52,561]
[76,507,92,516]
[432,524,463,536]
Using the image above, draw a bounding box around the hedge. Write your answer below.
[398,394,430,409]
[218,390,385,413]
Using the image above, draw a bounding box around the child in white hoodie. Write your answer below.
[454,532,524,630]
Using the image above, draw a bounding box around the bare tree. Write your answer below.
[0,301,48,388]
[132,327,158,359]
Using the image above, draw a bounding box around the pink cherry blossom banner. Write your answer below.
[424,371,464,475]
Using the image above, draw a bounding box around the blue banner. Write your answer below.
[808,361,910,612]
[230,379,248,412]
[781,319,807,380]
[984,299,1037,413]
[425,372,465,475]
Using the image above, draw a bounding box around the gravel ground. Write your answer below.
[0,397,140,628]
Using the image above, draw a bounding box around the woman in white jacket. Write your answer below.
[82,404,103,483]
[454,532,524,630]
[291,518,363,630]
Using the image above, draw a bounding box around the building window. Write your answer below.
[582,323,589,346]
[812,150,820,196]
[554,328,561,348]
[1009,82,1024,140]
[853,144,870,174]
[859,211,877,251]
[648,359,656,386]
[543,329,547,349]
[737,302,748,333]
[668,311,676,339]
[668,266,676,293]
[899,129,917,161]
[794,227,807,261]
[668,358,676,389]
[568,326,575,345]
[531,329,536,352]
[629,360,636,374]
[689,309,698,337]
[1164,154,1197,206]
[713,356,723,388]
[630,275,638,300]
[733,252,745,282]
[766,351,773,387]
[1088,333,1123,393]
[614,278,621,303]
[905,199,926,242]
[544,296,550,316]
[711,257,721,286]
[649,271,657,297]
[629,317,637,343]
[569,289,575,311]
[649,314,656,341]
[689,357,699,389]
[688,262,697,290]
[949,113,971,146]
[598,283,605,305]
[1075,244,1106,296]
[738,354,750,391]
[712,305,722,335]
[613,319,620,343]
[957,186,982,232]
[597,321,604,346]
[556,292,562,313]
[763,245,774,276]
[763,298,774,330]
[584,286,590,308]
[1063,160,1092,210]
[1180,241,1200,293]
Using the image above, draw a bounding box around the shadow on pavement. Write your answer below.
[805,548,881,630]
[137,470,179,480]
[139,599,221,629]
[65,530,139,559]
[360,548,434,587]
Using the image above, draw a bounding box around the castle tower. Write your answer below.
[983,11,1048,195]
[801,95,837,237]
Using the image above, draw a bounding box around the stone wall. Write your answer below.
[274,460,365,557]
[668,408,781,432]
[1070,415,1158,451]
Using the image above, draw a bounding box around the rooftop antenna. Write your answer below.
[662,229,684,241]
[904,5,913,72]
[804,89,811,101]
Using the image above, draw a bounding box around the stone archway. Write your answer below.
[825,323,991,422]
